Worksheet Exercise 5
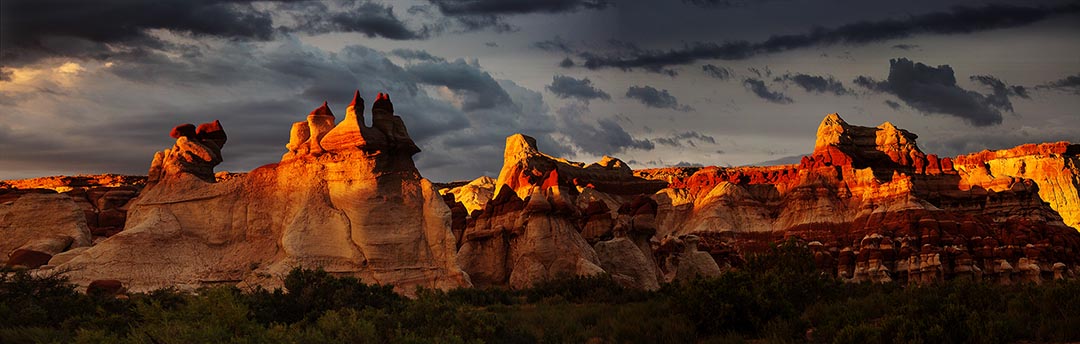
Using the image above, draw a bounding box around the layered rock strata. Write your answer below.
[444,113,1080,286]
[636,114,1080,284]
[52,90,470,293]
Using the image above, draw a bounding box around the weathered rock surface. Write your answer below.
[1,191,92,267]
[439,176,496,216]
[634,114,1080,284]
[495,134,667,200]
[1,175,145,239]
[454,135,666,288]
[5,108,1079,290]
[443,114,1080,287]
[673,235,724,281]
[595,230,660,290]
[53,90,470,293]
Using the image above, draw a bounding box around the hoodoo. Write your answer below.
[442,113,1080,286]
[4,109,1080,290]
[52,90,470,293]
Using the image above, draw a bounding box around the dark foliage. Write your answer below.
[2,245,1080,343]
[244,268,404,324]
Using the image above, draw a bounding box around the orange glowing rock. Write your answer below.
[195,120,227,148]
[169,123,196,139]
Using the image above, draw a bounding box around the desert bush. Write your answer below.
[4,262,1080,343]
[523,273,651,304]
[0,269,93,329]
[244,267,404,324]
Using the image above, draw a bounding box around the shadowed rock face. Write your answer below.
[53,90,470,293]
[0,191,92,268]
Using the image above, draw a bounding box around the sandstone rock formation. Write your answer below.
[634,113,1080,284]
[1,175,145,239]
[494,134,667,200]
[440,114,1080,287]
[53,90,470,293]
[5,108,1079,290]
[673,235,724,281]
[1,190,92,268]
[452,134,667,288]
[439,176,496,216]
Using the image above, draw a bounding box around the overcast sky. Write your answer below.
[1,0,1078,181]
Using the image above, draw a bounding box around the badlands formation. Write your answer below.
[2,91,468,293]
[3,92,1080,292]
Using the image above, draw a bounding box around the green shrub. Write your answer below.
[523,273,651,304]
[0,269,93,329]
[4,260,1080,343]
[244,267,404,324]
[127,287,264,344]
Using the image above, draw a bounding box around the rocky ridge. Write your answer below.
[4,105,1080,291]
[5,90,469,293]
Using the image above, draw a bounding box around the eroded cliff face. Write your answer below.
[635,114,1080,284]
[444,113,1080,286]
[451,134,681,289]
[1,175,145,242]
[52,91,470,293]
[5,109,1079,290]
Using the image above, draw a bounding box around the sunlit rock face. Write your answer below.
[452,134,667,289]
[6,108,1079,290]
[636,114,1080,284]
[1,175,144,244]
[55,90,470,293]
[439,113,1080,287]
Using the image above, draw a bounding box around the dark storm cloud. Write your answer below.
[427,0,612,15]
[748,67,772,78]
[577,4,1079,73]
[559,57,576,68]
[673,161,704,167]
[885,100,902,110]
[293,1,428,40]
[892,44,920,51]
[654,131,716,147]
[970,75,1030,112]
[625,86,693,111]
[416,79,575,180]
[390,48,447,63]
[1,39,578,181]
[555,103,654,155]
[1036,74,1080,94]
[534,36,576,53]
[407,59,515,111]
[922,126,1080,159]
[742,78,792,104]
[426,0,612,32]
[546,75,611,102]
[0,69,12,82]
[701,64,734,80]
[681,0,791,9]
[779,73,851,96]
[854,58,1019,127]
[0,0,426,66]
